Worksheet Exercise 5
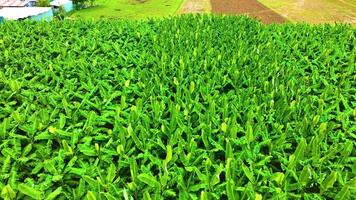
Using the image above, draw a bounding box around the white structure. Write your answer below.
[0,7,52,20]
[0,0,31,7]
[50,0,73,12]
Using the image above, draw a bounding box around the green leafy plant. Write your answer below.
[0,15,355,199]
[36,0,50,7]
[54,6,67,20]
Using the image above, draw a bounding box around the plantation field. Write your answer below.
[0,16,355,199]
[258,0,356,24]
[72,0,184,19]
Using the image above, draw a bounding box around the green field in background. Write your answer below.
[72,0,184,19]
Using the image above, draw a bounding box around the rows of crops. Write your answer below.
[0,15,355,199]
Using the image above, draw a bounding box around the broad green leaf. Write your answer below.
[288,138,307,169]
[246,124,254,144]
[200,191,208,200]
[116,144,124,155]
[59,113,66,129]
[226,139,233,159]
[106,164,116,184]
[190,81,195,93]
[318,123,327,141]
[83,175,98,189]
[86,191,97,200]
[104,192,117,200]
[34,131,52,140]
[127,123,133,137]
[271,172,285,185]
[75,179,86,198]
[137,173,160,188]
[221,122,227,133]
[45,187,62,200]
[1,156,11,174]
[341,140,353,158]
[143,191,151,200]
[242,164,254,182]
[44,160,57,175]
[130,158,138,183]
[190,183,206,192]
[22,144,32,157]
[165,145,172,164]
[123,188,129,200]
[18,184,43,200]
[255,193,262,200]
[1,185,16,200]
[321,171,338,192]
[62,140,73,155]
[299,165,312,186]
[226,179,236,200]
[335,185,350,200]
[78,144,97,156]
[125,80,130,87]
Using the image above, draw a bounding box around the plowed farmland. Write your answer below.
[211,0,287,23]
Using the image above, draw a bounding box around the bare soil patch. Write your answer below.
[211,0,287,24]
[178,0,211,14]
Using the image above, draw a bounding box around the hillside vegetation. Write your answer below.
[0,16,355,199]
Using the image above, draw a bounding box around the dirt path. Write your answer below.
[178,0,211,14]
[211,0,287,24]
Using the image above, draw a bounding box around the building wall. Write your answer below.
[63,2,73,12]
[29,9,53,21]
[28,1,36,7]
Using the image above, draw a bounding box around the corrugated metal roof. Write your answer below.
[0,0,30,7]
[0,7,51,20]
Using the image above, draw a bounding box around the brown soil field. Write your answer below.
[211,0,287,24]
